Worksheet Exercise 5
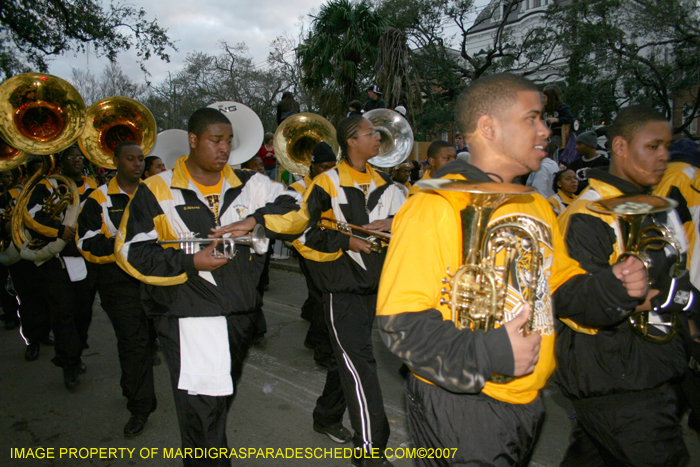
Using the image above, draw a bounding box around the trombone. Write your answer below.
[318,217,391,253]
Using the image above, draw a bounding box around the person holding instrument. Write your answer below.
[213,115,406,467]
[375,73,649,467]
[556,106,695,466]
[114,108,297,465]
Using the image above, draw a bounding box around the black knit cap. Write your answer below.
[312,142,336,164]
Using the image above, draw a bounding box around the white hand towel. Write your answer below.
[178,316,233,396]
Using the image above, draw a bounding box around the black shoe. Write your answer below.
[63,367,80,390]
[351,450,394,467]
[4,319,20,330]
[25,343,40,362]
[313,423,352,444]
[41,336,54,346]
[123,415,147,438]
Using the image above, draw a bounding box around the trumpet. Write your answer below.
[318,217,391,253]
[158,225,270,259]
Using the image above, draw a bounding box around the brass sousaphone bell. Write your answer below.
[274,113,339,176]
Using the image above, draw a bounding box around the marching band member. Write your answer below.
[547,168,578,215]
[115,108,297,466]
[24,146,98,389]
[557,106,695,466]
[76,141,157,438]
[213,115,406,467]
[407,140,456,196]
[375,73,648,466]
[391,162,412,196]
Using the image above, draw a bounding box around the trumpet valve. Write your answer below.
[441,287,451,297]
[440,298,451,306]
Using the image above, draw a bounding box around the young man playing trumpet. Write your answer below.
[214,115,406,466]
[375,73,649,466]
[115,108,296,466]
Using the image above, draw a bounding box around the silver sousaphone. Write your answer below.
[363,108,414,168]
[208,101,264,166]
[151,129,189,170]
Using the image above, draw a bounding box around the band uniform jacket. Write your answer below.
[376,160,637,405]
[114,156,297,318]
[24,176,97,258]
[76,177,139,285]
[261,160,406,295]
[556,169,692,399]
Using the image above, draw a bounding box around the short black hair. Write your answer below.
[427,140,453,159]
[608,105,669,155]
[114,141,140,159]
[336,115,366,166]
[349,100,362,112]
[187,108,231,137]
[59,144,83,163]
[456,73,540,141]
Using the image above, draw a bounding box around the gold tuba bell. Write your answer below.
[417,178,541,383]
[274,113,339,176]
[588,194,683,344]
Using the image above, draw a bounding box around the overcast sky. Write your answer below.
[48,0,327,85]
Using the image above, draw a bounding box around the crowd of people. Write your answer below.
[1,73,699,467]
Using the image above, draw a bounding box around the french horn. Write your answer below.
[274,113,339,176]
[363,108,414,168]
[417,178,540,383]
[588,194,683,344]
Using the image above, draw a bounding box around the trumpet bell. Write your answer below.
[79,96,157,170]
[0,73,86,155]
[364,109,414,168]
[274,113,339,176]
[208,101,264,166]
[151,129,190,170]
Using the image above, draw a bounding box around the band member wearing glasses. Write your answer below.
[375,73,649,466]
[115,108,296,466]
[77,141,157,438]
[213,115,406,467]
[23,146,98,389]
[556,106,695,466]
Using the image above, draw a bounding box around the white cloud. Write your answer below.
[48,0,324,84]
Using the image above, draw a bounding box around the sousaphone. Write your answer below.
[274,113,339,176]
[208,101,264,166]
[151,129,189,170]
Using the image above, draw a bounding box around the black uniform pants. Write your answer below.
[99,280,157,417]
[322,292,389,452]
[10,259,51,345]
[37,256,96,369]
[154,312,255,467]
[560,384,688,467]
[405,373,544,467]
[299,256,332,359]
[0,262,18,323]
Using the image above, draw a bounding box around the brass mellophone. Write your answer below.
[318,217,391,253]
[158,225,270,259]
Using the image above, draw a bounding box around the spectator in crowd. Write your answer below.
[567,130,609,194]
[347,100,363,117]
[257,133,276,181]
[454,132,468,153]
[363,85,386,112]
[277,91,300,124]
[543,84,573,155]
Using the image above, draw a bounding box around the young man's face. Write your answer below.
[494,90,550,176]
[114,145,144,182]
[615,120,671,188]
[393,166,411,183]
[368,90,378,100]
[0,172,13,189]
[190,123,233,173]
[455,134,464,147]
[429,147,457,173]
[310,161,335,179]
[576,141,597,158]
[245,156,264,174]
[61,147,85,176]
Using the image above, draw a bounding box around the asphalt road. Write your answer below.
[1,264,699,466]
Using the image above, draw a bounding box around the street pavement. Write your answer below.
[1,262,699,466]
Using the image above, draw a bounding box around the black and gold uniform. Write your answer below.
[24,174,97,384]
[557,169,693,466]
[547,189,575,215]
[377,161,639,466]
[77,177,157,424]
[262,160,406,455]
[115,156,296,461]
